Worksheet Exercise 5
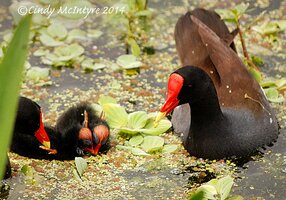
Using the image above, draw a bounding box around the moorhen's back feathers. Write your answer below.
[191,15,272,113]
[175,8,237,72]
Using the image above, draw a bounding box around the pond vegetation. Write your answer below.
[0,0,285,199]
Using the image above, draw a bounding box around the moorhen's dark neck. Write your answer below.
[189,93,223,125]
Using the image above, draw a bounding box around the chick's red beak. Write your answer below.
[92,125,109,155]
[34,111,50,148]
[154,73,184,126]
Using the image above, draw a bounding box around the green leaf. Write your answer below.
[90,103,103,114]
[26,67,50,81]
[130,147,150,156]
[73,168,82,182]
[162,144,179,154]
[127,38,141,57]
[248,67,262,83]
[21,165,34,177]
[98,95,117,106]
[275,79,286,89]
[75,157,87,177]
[261,80,277,88]
[128,111,148,129]
[196,185,217,200]
[116,54,142,69]
[216,176,234,200]
[116,145,150,156]
[120,127,140,135]
[141,136,164,153]
[140,119,171,135]
[82,59,106,71]
[33,48,49,57]
[67,29,86,42]
[129,135,144,146]
[87,29,103,38]
[136,0,147,10]
[103,103,128,129]
[47,23,67,40]
[53,43,84,61]
[0,15,31,180]
[264,88,285,103]
[134,10,153,17]
[39,34,64,47]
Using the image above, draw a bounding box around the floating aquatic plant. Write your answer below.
[93,95,174,156]
[188,176,243,200]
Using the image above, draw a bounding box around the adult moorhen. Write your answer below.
[55,103,110,160]
[172,8,239,138]
[10,96,58,159]
[154,11,279,159]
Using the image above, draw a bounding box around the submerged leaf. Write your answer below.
[141,136,164,153]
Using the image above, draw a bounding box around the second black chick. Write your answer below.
[55,103,110,160]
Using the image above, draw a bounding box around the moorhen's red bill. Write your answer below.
[55,103,110,160]
[10,96,58,159]
[155,10,279,159]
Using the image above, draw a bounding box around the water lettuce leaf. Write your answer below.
[162,144,179,154]
[75,157,87,178]
[116,54,142,69]
[98,95,117,106]
[103,103,128,129]
[127,111,148,129]
[129,135,144,146]
[140,119,172,135]
[116,145,149,156]
[47,23,67,40]
[216,175,234,200]
[39,34,64,47]
[264,88,284,103]
[26,67,50,81]
[141,136,164,153]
